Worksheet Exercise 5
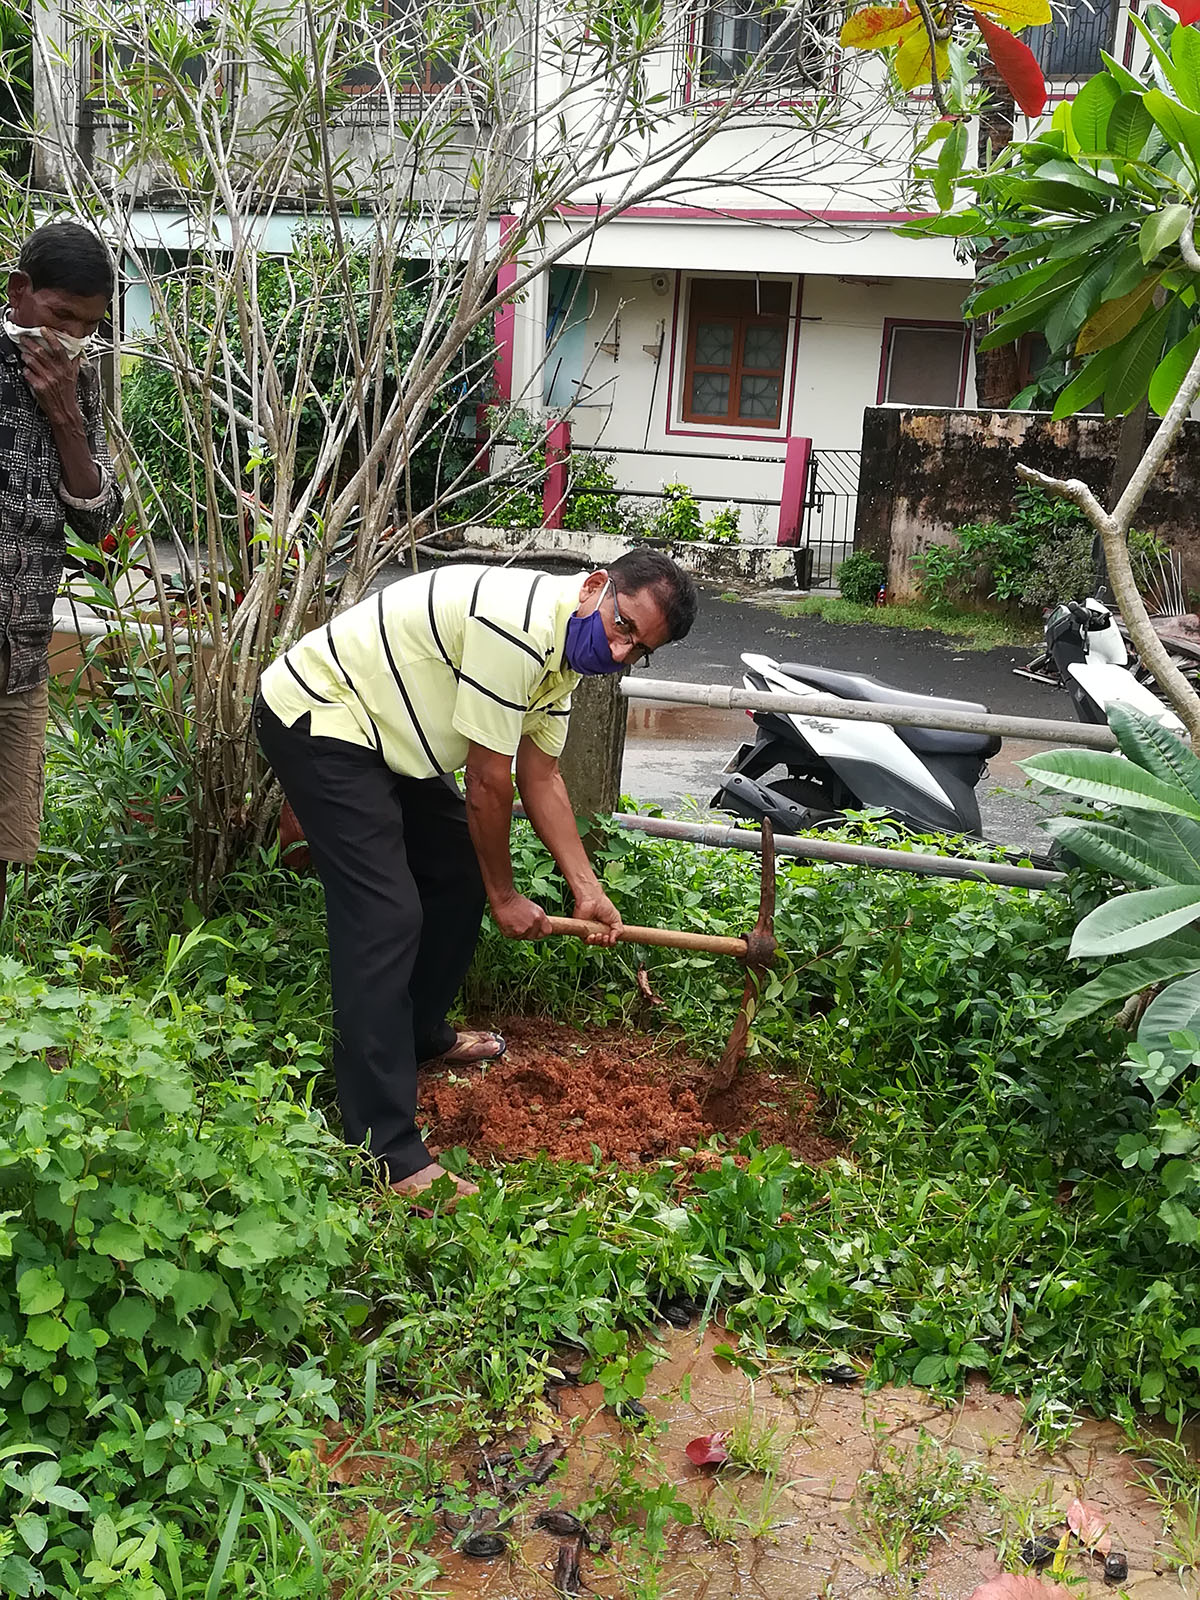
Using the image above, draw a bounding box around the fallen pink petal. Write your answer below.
[1066,1497,1112,1556]
[685,1432,730,1466]
[967,1576,1073,1600]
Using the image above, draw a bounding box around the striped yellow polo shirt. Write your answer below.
[259,565,583,777]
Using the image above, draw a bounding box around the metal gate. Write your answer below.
[804,449,861,589]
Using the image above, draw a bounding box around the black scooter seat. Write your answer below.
[774,663,1000,757]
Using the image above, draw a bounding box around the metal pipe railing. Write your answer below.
[622,677,1117,751]
[604,812,1064,890]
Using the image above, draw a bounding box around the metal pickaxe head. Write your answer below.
[710,819,777,1095]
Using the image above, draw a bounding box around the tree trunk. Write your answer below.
[972,64,1021,411]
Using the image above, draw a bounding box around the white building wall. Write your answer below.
[549,260,972,540]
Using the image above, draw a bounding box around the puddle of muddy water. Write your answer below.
[428,1324,1192,1600]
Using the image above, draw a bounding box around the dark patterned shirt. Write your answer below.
[0,331,123,694]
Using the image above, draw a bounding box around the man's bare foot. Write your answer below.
[421,1031,506,1068]
[390,1161,479,1202]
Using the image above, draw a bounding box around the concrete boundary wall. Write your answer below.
[854,406,1200,600]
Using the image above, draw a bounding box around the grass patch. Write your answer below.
[774,595,1039,650]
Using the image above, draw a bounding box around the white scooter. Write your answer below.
[711,653,1000,837]
[1042,599,1187,735]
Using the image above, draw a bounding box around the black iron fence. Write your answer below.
[803,448,860,589]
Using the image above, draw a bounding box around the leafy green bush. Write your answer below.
[836,551,886,605]
[702,504,741,544]
[913,486,1092,610]
[563,453,638,537]
[0,951,366,1596]
[913,487,1178,614]
[648,482,704,543]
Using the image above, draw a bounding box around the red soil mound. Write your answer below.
[418,1018,836,1168]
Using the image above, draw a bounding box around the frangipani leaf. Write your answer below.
[1109,701,1200,801]
[974,14,1047,117]
[1144,88,1200,168]
[1044,258,1113,351]
[1019,749,1200,818]
[1077,273,1162,355]
[1052,955,1200,1028]
[1103,302,1171,415]
[1106,92,1154,158]
[1069,71,1122,149]
[1127,812,1200,882]
[1149,324,1200,416]
[966,0,1052,29]
[1138,969,1200,1052]
[1052,346,1119,419]
[894,23,949,89]
[1139,203,1190,263]
[1169,20,1200,111]
[1069,886,1200,958]
[1042,816,1185,885]
[838,5,916,48]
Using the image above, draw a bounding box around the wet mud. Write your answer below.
[426,1325,1190,1600]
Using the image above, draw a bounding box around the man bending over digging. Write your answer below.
[256,551,698,1199]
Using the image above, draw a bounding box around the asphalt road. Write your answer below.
[622,588,1067,851]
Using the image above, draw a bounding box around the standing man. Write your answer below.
[0,222,123,920]
[256,551,698,1199]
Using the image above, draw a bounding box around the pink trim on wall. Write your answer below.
[492,212,518,403]
[876,318,971,408]
[663,271,803,443]
[777,437,812,547]
[543,419,571,529]
[556,203,931,224]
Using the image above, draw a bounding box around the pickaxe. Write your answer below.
[539,820,777,1093]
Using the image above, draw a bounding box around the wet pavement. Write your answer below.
[623,591,1065,852]
[429,1323,1190,1599]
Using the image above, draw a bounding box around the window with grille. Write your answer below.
[879,322,969,407]
[90,0,218,109]
[340,0,465,94]
[699,0,832,89]
[682,278,792,428]
[1023,0,1118,81]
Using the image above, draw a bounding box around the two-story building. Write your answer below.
[31,0,1130,577]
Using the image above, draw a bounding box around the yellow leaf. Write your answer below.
[966,0,1052,28]
[894,22,950,88]
[839,3,918,48]
[1076,273,1162,356]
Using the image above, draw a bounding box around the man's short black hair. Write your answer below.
[18,223,114,301]
[609,549,699,642]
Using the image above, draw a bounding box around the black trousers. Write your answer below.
[254,697,486,1181]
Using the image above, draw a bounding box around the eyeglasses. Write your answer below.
[607,582,654,668]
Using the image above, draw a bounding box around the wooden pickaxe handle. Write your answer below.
[543,915,748,958]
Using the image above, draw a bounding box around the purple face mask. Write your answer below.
[564,581,623,675]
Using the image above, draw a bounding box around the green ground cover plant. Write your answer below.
[5,722,1200,1589]
[771,596,1039,649]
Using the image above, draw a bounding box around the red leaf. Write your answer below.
[1066,1497,1112,1555]
[973,12,1048,117]
[685,1432,729,1466]
[1162,0,1200,22]
[968,1580,1072,1600]
[279,798,312,872]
